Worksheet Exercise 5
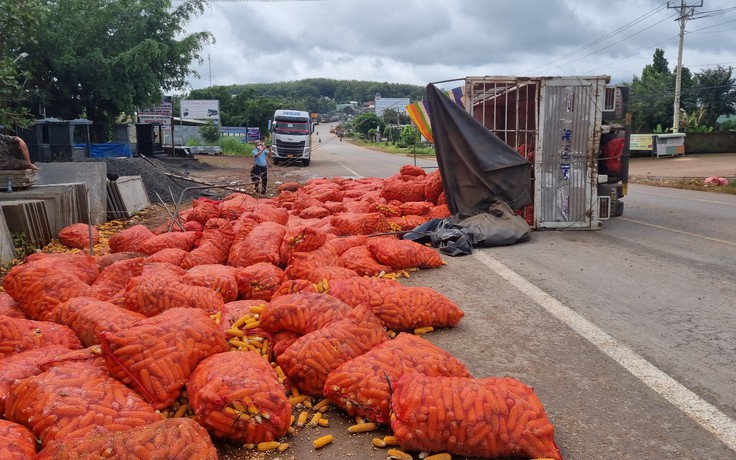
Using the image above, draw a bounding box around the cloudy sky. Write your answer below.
[182,0,736,91]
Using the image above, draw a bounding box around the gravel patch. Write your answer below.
[97,156,238,205]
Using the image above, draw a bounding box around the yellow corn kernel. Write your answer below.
[425,454,452,460]
[244,443,255,450]
[347,422,377,433]
[309,412,322,427]
[413,326,434,335]
[249,305,264,314]
[314,398,330,411]
[303,399,313,409]
[173,403,188,418]
[312,434,334,449]
[289,394,309,406]
[387,449,413,460]
[296,410,309,427]
[318,417,329,427]
[355,415,365,424]
[383,435,400,446]
[290,414,295,426]
[210,311,222,324]
[243,320,261,330]
[225,328,244,337]
[291,387,300,397]
[257,441,280,452]
[274,365,286,379]
[372,437,386,447]
[228,339,248,348]
[277,442,289,452]
[224,406,238,415]
[231,314,251,329]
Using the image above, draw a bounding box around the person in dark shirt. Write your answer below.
[0,134,39,171]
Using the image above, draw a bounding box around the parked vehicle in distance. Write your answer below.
[270,109,313,166]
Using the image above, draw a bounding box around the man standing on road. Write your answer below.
[251,141,268,195]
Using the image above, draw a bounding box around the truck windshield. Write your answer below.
[273,120,310,135]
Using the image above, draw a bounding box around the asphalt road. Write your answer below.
[264,135,736,459]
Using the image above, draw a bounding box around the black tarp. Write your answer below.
[426,83,532,216]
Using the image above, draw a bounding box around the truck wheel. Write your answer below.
[613,201,624,217]
[302,159,310,166]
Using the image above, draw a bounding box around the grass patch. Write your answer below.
[351,139,435,156]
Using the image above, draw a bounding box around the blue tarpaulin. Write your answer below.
[75,143,132,158]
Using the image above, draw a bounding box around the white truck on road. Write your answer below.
[270,109,313,166]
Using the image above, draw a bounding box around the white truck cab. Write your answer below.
[270,109,313,166]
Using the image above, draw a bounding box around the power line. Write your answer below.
[523,2,673,74]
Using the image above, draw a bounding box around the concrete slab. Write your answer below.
[0,209,17,264]
[34,162,107,224]
[115,176,150,216]
[0,200,52,247]
[0,186,78,236]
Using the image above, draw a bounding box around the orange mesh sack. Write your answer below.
[367,236,444,269]
[58,222,99,249]
[390,374,562,460]
[339,245,391,276]
[89,256,144,303]
[0,292,25,319]
[2,253,98,321]
[324,333,471,424]
[138,231,198,256]
[272,331,300,358]
[400,164,427,177]
[36,417,218,460]
[124,273,225,317]
[279,225,328,265]
[4,361,160,447]
[260,292,352,335]
[100,307,229,409]
[145,247,189,265]
[228,221,286,268]
[235,262,285,301]
[424,169,444,204]
[107,224,154,253]
[276,307,389,396]
[273,279,319,298]
[180,218,236,269]
[330,212,389,236]
[186,198,221,224]
[388,215,431,232]
[182,264,239,303]
[0,316,83,359]
[219,299,268,332]
[0,345,73,415]
[327,278,464,331]
[381,177,426,202]
[187,351,291,443]
[0,419,37,460]
[48,296,146,347]
[323,234,369,255]
[283,244,341,281]
[220,193,258,220]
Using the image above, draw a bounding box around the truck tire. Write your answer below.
[302,159,310,166]
[613,200,624,217]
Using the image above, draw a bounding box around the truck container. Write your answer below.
[270,109,313,166]
[463,75,629,230]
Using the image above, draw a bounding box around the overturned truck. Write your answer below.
[430,75,629,231]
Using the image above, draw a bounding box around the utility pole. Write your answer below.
[668,0,702,133]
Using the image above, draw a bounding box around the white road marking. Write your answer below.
[634,189,736,206]
[619,217,736,247]
[473,250,736,452]
[337,162,363,178]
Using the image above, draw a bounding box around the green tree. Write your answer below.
[22,0,212,141]
[0,0,43,129]
[199,120,221,144]
[630,48,695,132]
[400,125,420,146]
[353,112,385,138]
[692,65,736,128]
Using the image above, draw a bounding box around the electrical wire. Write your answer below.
[523,2,672,74]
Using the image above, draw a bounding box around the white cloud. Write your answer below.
[181,0,736,91]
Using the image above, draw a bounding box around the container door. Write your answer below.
[536,77,605,229]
